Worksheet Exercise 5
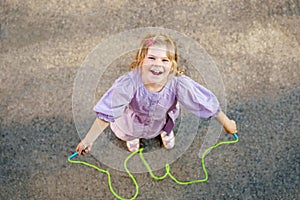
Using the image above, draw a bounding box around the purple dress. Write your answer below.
[93,70,220,141]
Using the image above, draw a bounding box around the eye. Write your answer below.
[148,56,155,60]
[162,59,170,62]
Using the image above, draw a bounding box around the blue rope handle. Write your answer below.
[233,133,239,140]
[69,152,79,160]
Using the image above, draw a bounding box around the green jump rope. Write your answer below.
[68,134,239,200]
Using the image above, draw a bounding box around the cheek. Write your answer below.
[142,59,152,66]
[165,63,172,71]
[142,61,150,69]
[141,62,151,72]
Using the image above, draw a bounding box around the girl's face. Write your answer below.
[141,45,172,87]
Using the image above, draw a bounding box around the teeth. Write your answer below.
[152,69,160,73]
[150,68,162,73]
[151,70,162,73]
[151,71,162,76]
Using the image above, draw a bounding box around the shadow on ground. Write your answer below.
[1,87,298,199]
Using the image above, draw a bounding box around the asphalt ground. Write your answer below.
[1,1,299,199]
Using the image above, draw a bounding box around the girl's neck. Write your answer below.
[143,82,166,93]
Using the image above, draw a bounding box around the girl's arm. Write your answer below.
[76,118,110,155]
[215,111,237,134]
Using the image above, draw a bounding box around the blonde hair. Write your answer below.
[130,34,184,76]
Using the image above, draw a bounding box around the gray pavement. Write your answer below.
[1,1,299,199]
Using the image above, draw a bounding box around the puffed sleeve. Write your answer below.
[176,75,220,119]
[93,73,135,122]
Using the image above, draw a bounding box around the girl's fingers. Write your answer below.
[76,142,84,156]
[77,147,82,156]
[83,149,89,154]
[83,144,92,154]
[231,120,238,133]
[75,142,92,156]
[224,120,237,134]
[75,145,80,155]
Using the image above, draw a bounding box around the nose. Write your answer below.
[154,58,163,66]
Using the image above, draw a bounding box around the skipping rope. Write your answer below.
[68,133,239,200]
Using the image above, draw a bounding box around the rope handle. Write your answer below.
[69,152,79,159]
[233,133,239,140]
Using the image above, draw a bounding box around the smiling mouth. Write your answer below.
[150,66,164,76]
[150,69,163,76]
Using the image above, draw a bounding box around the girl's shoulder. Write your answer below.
[164,75,194,94]
[171,74,196,87]
[115,70,138,83]
[171,74,209,93]
[112,70,140,90]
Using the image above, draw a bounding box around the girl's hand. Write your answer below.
[76,141,93,156]
[215,111,238,134]
[223,120,238,134]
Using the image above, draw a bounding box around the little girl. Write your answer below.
[76,34,237,154]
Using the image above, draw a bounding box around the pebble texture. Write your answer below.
[1,0,299,199]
